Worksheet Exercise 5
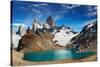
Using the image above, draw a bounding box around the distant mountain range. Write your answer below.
[11,16,97,52]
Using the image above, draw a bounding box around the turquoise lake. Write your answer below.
[23,49,96,62]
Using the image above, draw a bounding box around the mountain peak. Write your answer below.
[32,18,43,33]
[46,16,55,28]
[34,18,37,23]
[70,20,97,51]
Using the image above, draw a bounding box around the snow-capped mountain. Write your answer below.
[13,25,26,48]
[12,16,97,53]
[31,16,55,33]
[71,20,97,51]
[16,25,26,37]
[53,26,78,46]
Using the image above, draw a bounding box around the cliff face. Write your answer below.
[16,31,56,52]
[46,16,55,28]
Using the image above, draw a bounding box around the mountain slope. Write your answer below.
[16,31,57,52]
[71,21,97,51]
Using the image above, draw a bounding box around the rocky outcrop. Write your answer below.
[32,18,43,33]
[16,31,56,52]
[46,16,55,28]
[16,25,26,37]
[70,21,97,51]
[26,27,30,33]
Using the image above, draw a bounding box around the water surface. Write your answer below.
[23,49,96,61]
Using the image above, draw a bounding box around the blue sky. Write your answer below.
[11,1,97,32]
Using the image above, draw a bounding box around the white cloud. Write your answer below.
[87,6,97,11]
[54,15,63,21]
[32,3,48,7]
[31,8,41,13]
[62,4,80,9]
[19,6,27,10]
[12,23,27,27]
[87,11,97,17]
[86,6,97,17]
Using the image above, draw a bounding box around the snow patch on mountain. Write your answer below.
[87,22,94,29]
[43,23,51,29]
[32,19,43,33]
[12,32,21,48]
[53,27,78,46]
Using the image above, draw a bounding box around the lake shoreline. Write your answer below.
[11,49,97,66]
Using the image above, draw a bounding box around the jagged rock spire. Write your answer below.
[34,18,37,23]
[32,18,37,33]
[26,27,30,33]
[16,25,26,36]
[46,16,55,28]
[32,18,43,33]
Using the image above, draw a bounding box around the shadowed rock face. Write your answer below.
[16,25,26,37]
[70,21,97,51]
[17,31,56,52]
[46,16,55,28]
[26,27,30,33]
